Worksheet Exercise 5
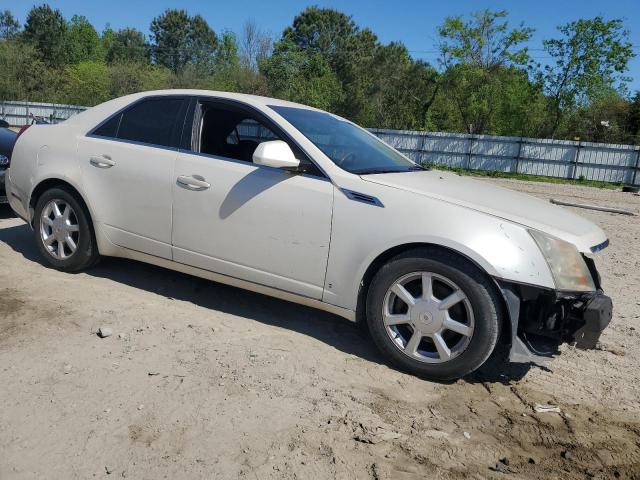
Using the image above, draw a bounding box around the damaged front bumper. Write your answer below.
[498,257,613,365]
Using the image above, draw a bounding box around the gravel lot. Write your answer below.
[1,178,639,479]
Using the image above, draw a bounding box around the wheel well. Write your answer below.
[29,179,91,226]
[355,243,511,343]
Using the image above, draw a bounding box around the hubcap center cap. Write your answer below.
[53,218,68,240]
[411,301,443,334]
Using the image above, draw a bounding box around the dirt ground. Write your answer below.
[0,178,639,480]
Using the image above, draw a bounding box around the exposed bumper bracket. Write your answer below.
[496,281,612,366]
[498,282,552,365]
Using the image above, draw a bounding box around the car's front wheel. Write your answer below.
[366,248,501,380]
[34,187,99,272]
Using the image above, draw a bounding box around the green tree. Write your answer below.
[367,44,439,130]
[279,6,440,128]
[23,3,68,67]
[428,65,547,136]
[67,15,104,63]
[437,10,534,69]
[331,27,378,122]
[150,9,217,73]
[214,31,239,70]
[260,40,342,110]
[150,9,190,72]
[283,6,357,69]
[543,17,635,137]
[189,14,217,67]
[108,61,173,97]
[0,10,20,39]
[626,92,640,144]
[433,10,536,134]
[280,8,379,122]
[105,27,148,64]
[0,39,54,101]
[62,60,110,106]
[566,91,631,143]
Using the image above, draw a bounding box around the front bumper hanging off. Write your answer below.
[571,293,613,349]
[498,258,613,364]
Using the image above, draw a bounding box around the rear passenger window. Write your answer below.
[117,98,184,147]
[93,114,120,138]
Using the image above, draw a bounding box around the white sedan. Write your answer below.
[4,90,612,380]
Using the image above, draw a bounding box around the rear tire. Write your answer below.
[366,248,501,381]
[33,187,99,272]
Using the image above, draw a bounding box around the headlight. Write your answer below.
[0,155,8,167]
[529,230,596,292]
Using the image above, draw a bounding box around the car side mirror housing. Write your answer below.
[253,140,300,170]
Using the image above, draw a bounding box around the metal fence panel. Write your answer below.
[2,101,638,185]
[1,100,87,125]
[370,127,640,186]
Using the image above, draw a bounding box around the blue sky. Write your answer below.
[3,0,640,91]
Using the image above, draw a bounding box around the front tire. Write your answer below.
[366,248,501,381]
[34,187,99,272]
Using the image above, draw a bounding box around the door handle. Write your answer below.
[177,175,211,190]
[89,155,116,168]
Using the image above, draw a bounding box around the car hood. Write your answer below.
[361,170,607,253]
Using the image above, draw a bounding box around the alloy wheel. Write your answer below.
[382,271,475,363]
[40,199,80,260]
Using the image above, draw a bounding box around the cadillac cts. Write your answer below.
[4,90,613,380]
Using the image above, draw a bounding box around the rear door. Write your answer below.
[77,96,188,259]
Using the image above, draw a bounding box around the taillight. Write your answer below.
[16,124,31,139]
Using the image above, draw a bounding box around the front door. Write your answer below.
[171,100,333,299]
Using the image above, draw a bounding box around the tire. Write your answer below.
[33,187,99,272]
[366,248,501,381]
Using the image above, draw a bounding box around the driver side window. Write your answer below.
[191,101,323,176]
[197,103,279,163]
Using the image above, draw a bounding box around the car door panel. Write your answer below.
[77,96,188,259]
[78,137,176,259]
[172,152,334,299]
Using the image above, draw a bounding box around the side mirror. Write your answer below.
[253,140,300,170]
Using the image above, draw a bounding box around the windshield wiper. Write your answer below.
[355,164,428,175]
[355,168,403,174]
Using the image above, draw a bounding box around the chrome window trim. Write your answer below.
[85,94,330,180]
[87,94,189,148]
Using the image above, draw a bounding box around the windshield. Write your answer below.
[269,105,422,174]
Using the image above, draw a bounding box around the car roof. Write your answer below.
[64,89,324,130]
[130,89,320,110]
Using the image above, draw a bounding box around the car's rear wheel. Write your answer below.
[34,187,99,272]
[366,248,501,380]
